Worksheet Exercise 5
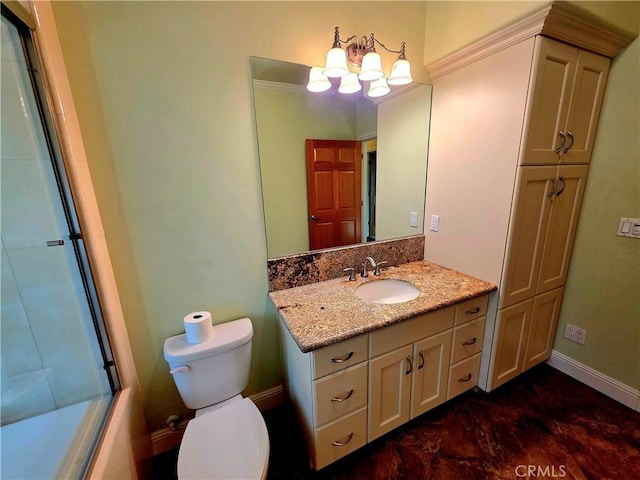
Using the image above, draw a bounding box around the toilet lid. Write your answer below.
[177,398,269,480]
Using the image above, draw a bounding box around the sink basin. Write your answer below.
[355,279,420,304]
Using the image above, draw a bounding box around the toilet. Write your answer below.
[163,317,269,479]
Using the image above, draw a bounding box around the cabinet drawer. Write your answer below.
[314,407,367,469]
[369,306,454,357]
[312,335,368,379]
[314,362,367,426]
[454,295,488,325]
[451,317,485,364]
[447,353,481,400]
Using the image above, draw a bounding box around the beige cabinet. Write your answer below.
[277,294,488,469]
[368,308,454,441]
[523,37,610,166]
[425,5,630,393]
[501,165,588,308]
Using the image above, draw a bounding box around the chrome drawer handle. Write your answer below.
[462,337,477,346]
[331,432,354,447]
[563,131,574,153]
[556,176,566,196]
[465,307,480,315]
[330,352,353,363]
[331,389,354,403]
[547,177,558,197]
[405,355,413,375]
[555,131,566,154]
[458,373,472,383]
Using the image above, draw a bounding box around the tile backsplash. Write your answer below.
[267,235,425,291]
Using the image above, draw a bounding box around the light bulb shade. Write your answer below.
[307,67,332,92]
[367,77,390,98]
[338,73,362,94]
[358,52,384,81]
[388,59,413,86]
[323,47,349,78]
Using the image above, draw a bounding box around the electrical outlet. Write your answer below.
[564,323,586,345]
[410,211,418,228]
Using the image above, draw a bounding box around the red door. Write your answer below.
[306,139,362,250]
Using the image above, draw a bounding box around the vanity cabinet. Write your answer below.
[277,293,489,469]
[425,4,631,392]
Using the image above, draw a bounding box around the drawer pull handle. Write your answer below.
[417,350,425,369]
[465,307,480,315]
[405,355,413,375]
[458,373,472,383]
[462,337,477,346]
[331,389,354,402]
[331,352,354,363]
[331,432,354,447]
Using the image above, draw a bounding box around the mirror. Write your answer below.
[251,57,432,259]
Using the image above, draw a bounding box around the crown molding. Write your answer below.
[427,2,636,81]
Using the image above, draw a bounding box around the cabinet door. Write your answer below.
[524,287,564,371]
[522,37,578,165]
[561,50,610,165]
[536,165,588,294]
[501,166,556,308]
[490,298,534,390]
[410,330,452,418]
[368,345,412,442]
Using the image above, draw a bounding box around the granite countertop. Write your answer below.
[269,260,497,353]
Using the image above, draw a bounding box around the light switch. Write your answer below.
[430,215,440,232]
[617,217,640,238]
[410,212,418,228]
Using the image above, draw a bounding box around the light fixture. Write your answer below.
[338,73,362,94]
[307,66,332,92]
[367,77,390,98]
[307,26,412,97]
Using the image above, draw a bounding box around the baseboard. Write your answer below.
[547,350,640,412]
[150,384,285,455]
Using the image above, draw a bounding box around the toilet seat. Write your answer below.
[177,398,269,480]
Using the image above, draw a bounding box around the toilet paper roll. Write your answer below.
[184,311,214,344]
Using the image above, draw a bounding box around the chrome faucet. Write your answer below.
[361,256,387,277]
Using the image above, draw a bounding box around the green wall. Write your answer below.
[51,0,428,433]
[554,37,640,389]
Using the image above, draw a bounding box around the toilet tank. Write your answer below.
[164,317,253,410]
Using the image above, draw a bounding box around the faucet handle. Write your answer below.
[343,267,356,281]
[374,261,387,276]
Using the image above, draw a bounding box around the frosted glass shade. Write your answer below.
[338,73,362,94]
[323,48,349,78]
[358,52,384,81]
[388,59,413,86]
[367,77,390,98]
[307,67,332,92]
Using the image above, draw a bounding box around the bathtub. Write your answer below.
[1,396,112,479]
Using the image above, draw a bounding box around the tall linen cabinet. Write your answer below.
[424,4,633,391]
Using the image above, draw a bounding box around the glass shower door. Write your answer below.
[1,10,117,479]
